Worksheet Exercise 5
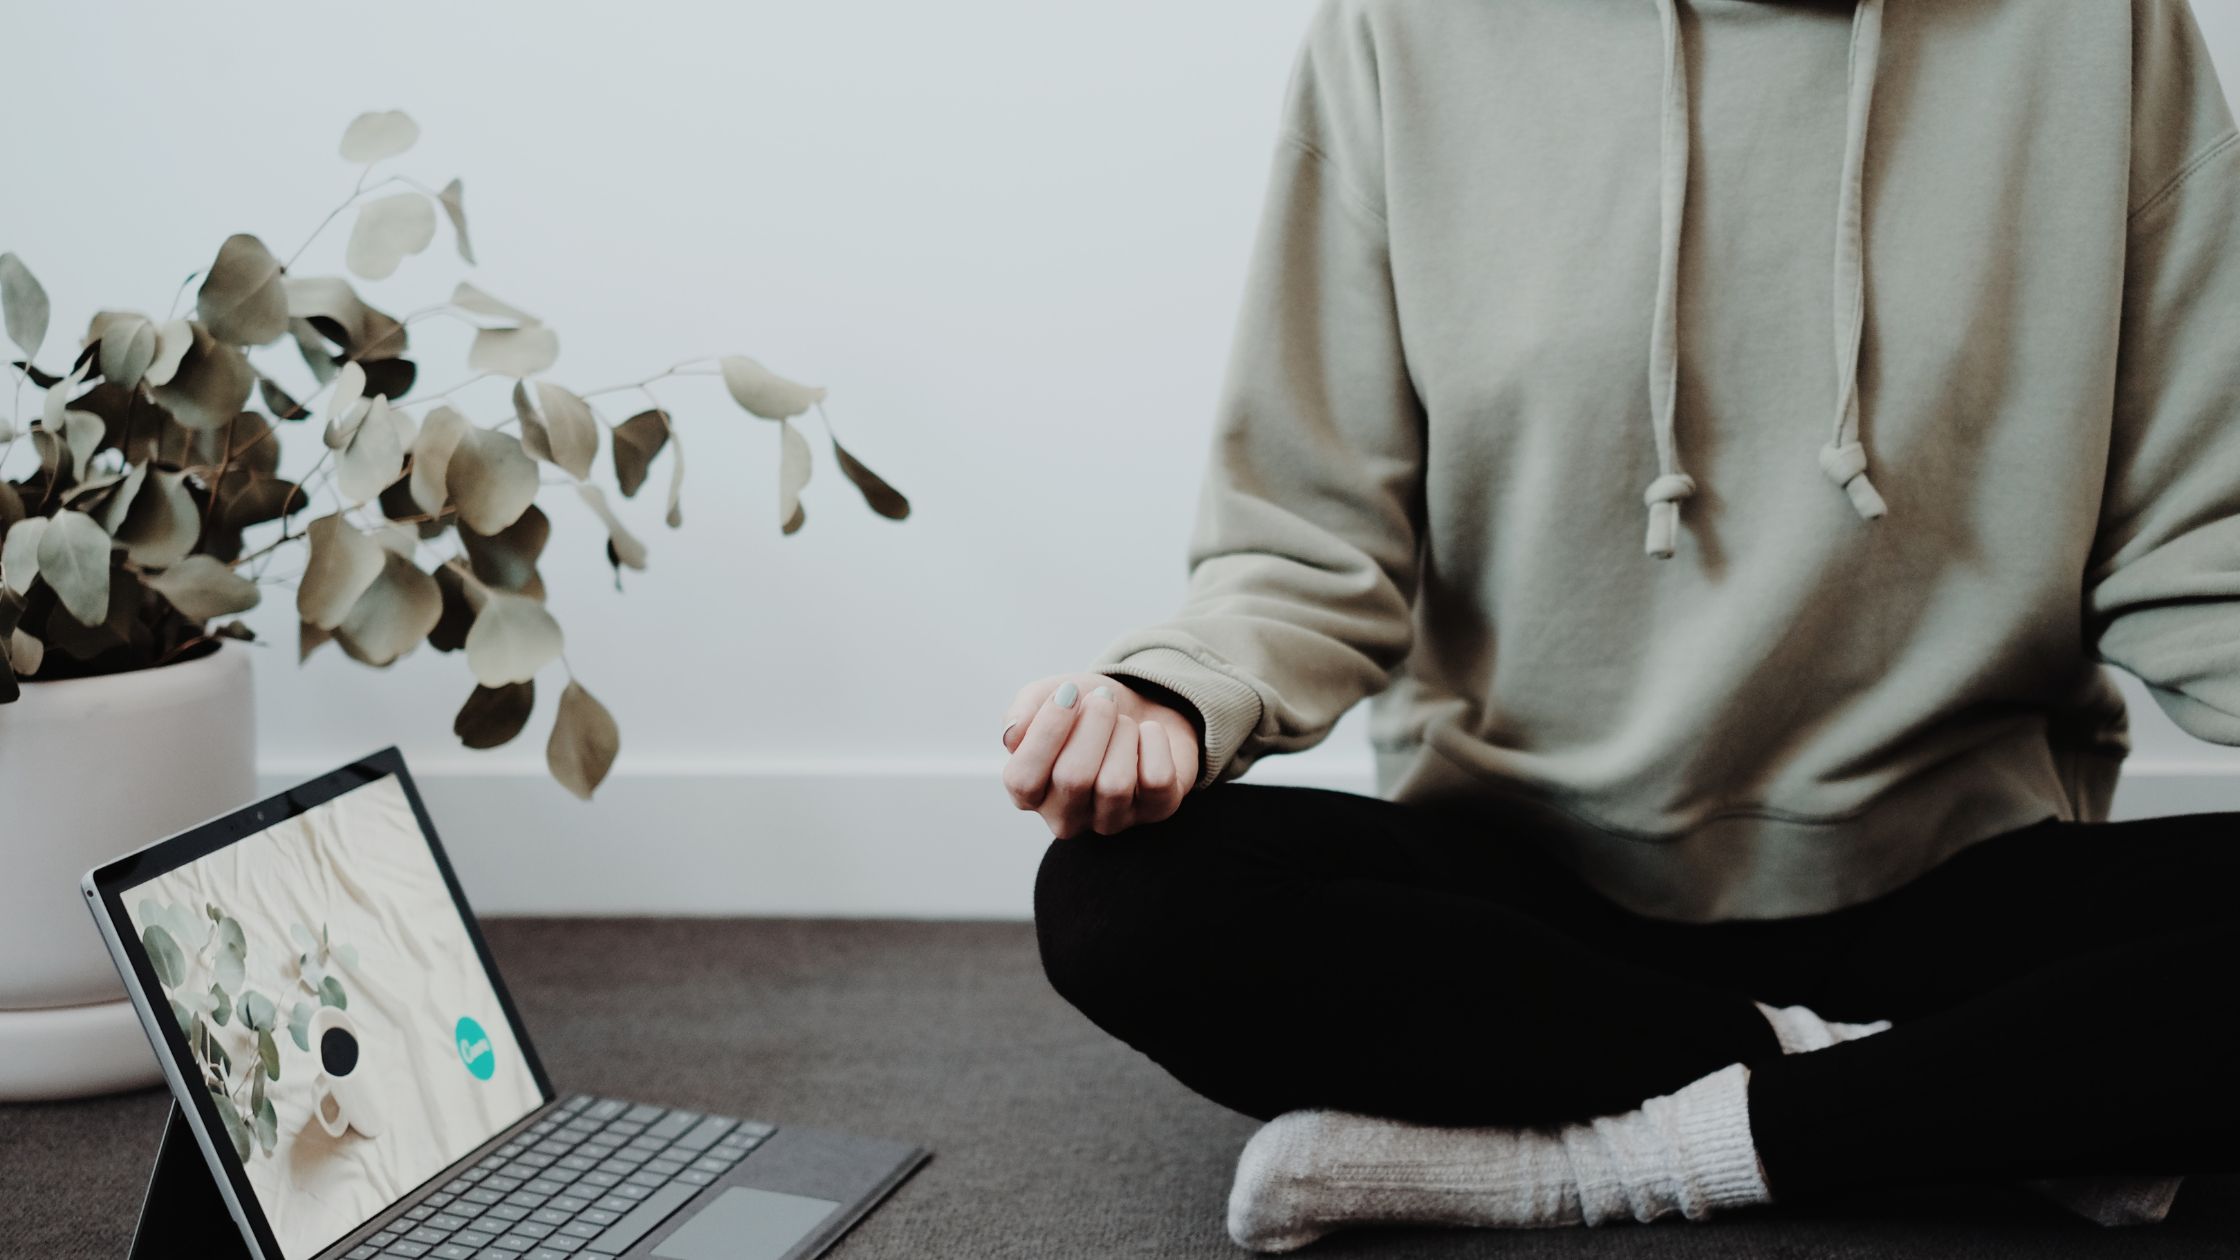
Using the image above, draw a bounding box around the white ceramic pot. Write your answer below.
[0,642,255,1100]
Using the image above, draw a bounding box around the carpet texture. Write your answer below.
[3,918,2234,1258]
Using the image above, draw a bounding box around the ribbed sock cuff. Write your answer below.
[1673,1062,1771,1216]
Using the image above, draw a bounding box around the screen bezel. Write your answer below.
[84,746,557,1260]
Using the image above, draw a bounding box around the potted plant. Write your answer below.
[0,109,911,1099]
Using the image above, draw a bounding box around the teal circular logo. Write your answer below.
[455,1016,496,1081]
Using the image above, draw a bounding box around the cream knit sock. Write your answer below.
[1752,999,2183,1227]
[1225,1062,1768,1253]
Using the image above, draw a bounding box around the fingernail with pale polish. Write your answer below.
[1054,681,1079,709]
[1000,721,1018,745]
[1092,685,1113,702]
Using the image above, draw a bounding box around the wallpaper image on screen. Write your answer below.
[124,775,541,1260]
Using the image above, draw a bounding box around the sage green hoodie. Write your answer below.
[1093,0,2240,921]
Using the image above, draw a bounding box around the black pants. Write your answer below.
[1032,782,2240,1198]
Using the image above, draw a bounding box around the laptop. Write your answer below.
[83,747,929,1260]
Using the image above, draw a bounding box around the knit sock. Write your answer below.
[1751,999,2183,1226]
[1225,1061,1768,1253]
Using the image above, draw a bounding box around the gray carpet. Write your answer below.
[3,918,2235,1259]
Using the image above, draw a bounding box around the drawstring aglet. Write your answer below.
[1818,440,1888,521]
[1642,472,1697,559]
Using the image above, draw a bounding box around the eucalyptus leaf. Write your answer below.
[324,361,369,449]
[214,943,244,992]
[151,324,256,430]
[143,925,185,988]
[288,1002,312,1052]
[345,193,437,281]
[89,311,159,389]
[35,510,112,626]
[213,1089,251,1162]
[209,984,233,1027]
[721,355,826,420]
[258,1028,280,1081]
[665,435,685,528]
[334,551,442,668]
[455,680,535,750]
[215,917,246,958]
[0,253,48,357]
[532,382,597,480]
[429,564,475,652]
[8,629,42,677]
[778,418,811,535]
[241,989,275,1032]
[439,178,475,264]
[61,410,102,483]
[197,235,289,345]
[145,318,194,388]
[467,325,559,378]
[337,396,406,505]
[451,282,537,325]
[258,377,308,421]
[613,410,669,498]
[115,469,201,569]
[41,361,84,432]
[339,109,420,163]
[319,975,347,1010]
[146,555,260,622]
[447,427,538,535]
[547,680,620,801]
[2,517,46,595]
[576,484,646,571]
[410,404,470,516]
[286,276,409,361]
[256,1090,278,1155]
[298,513,385,630]
[465,591,563,686]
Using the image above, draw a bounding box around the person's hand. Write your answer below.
[1000,673,1202,839]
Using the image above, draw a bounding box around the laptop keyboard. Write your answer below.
[344,1095,774,1260]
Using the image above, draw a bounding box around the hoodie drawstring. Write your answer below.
[1642,0,1888,560]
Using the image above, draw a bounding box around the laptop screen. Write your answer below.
[119,771,544,1260]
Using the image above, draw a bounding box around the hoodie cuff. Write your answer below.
[1094,646,1265,793]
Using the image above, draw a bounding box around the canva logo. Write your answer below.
[455,1016,496,1081]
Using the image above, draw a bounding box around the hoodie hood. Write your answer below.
[1641,0,1889,558]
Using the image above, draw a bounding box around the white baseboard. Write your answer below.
[257,758,2239,918]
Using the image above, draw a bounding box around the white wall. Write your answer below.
[8,3,2240,916]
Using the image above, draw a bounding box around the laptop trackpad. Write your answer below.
[652,1186,841,1260]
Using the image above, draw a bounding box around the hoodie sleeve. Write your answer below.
[2084,1,2240,743]
[1091,0,1426,790]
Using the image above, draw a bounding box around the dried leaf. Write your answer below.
[196,235,289,345]
[9,628,42,677]
[324,361,369,449]
[447,427,538,534]
[289,320,339,385]
[455,680,534,750]
[339,110,419,163]
[465,591,563,686]
[665,435,685,528]
[145,318,194,387]
[89,463,148,533]
[150,324,255,430]
[459,504,549,597]
[3,518,46,595]
[285,276,408,361]
[0,253,48,358]
[259,376,308,420]
[334,551,441,667]
[146,555,260,622]
[88,311,159,389]
[778,418,811,534]
[512,380,554,462]
[359,358,416,401]
[344,193,436,281]
[439,178,475,265]
[410,405,470,516]
[452,282,537,325]
[42,361,84,431]
[532,382,597,480]
[468,325,559,378]
[299,619,332,663]
[337,396,406,505]
[62,410,103,483]
[297,513,384,630]
[428,564,475,651]
[547,681,619,800]
[217,476,304,532]
[721,356,826,420]
[576,484,646,572]
[115,469,200,569]
[35,510,112,626]
[612,410,669,498]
